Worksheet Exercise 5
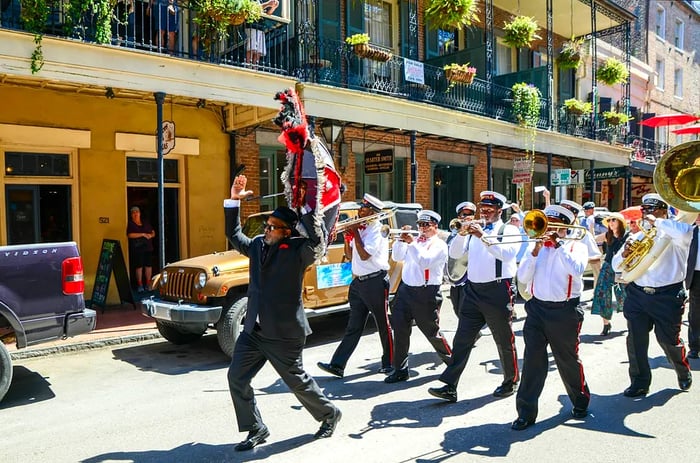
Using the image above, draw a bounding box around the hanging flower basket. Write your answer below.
[563,98,592,116]
[557,38,585,70]
[229,12,246,25]
[425,0,480,30]
[603,110,632,126]
[503,15,541,49]
[597,57,629,86]
[444,64,477,85]
[511,82,541,128]
[346,34,393,62]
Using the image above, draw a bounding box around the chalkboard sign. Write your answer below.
[90,239,135,310]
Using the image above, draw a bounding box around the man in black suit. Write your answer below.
[225,174,341,452]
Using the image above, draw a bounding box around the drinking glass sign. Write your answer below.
[364,149,394,175]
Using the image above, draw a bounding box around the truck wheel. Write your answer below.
[216,296,247,358]
[0,343,12,402]
[155,320,206,345]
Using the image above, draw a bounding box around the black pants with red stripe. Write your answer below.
[330,272,393,370]
[515,297,590,422]
[440,279,518,387]
[391,283,451,372]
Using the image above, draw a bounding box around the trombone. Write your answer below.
[380,225,421,239]
[335,209,395,233]
[481,210,588,246]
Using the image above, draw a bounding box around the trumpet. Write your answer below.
[335,209,395,233]
[481,210,588,246]
[380,225,421,239]
[450,218,485,236]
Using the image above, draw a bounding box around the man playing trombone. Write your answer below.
[318,193,394,378]
[428,191,520,403]
[511,205,590,430]
[612,193,694,397]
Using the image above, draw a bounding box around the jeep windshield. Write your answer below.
[242,213,271,238]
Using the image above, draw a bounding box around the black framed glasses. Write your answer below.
[263,222,289,231]
[417,221,433,227]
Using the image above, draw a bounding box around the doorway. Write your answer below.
[5,184,72,244]
[432,164,473,223]
[126,186,180,285]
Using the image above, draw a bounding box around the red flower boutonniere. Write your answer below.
[279,244,289,249]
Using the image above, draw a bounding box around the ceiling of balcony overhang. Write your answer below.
[493,0,634,39]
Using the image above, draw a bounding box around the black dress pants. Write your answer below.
[515,297,590,422]
[228,330,337,432]
[687,272,700,352]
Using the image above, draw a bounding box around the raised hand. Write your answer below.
[231,175,253,200]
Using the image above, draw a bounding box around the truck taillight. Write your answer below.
[62,256,85,295]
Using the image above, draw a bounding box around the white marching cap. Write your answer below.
[642,193,667,207]
[478,191,507,208]
[358,193,385,211]
[559,199,583,214]
[455,201,477,214]
[544,205,575,225]
[417,210,441,224]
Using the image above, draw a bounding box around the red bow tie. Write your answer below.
[543,241,555,248]
[417,235,428,243]
[359,224,367,231]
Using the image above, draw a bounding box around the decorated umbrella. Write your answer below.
[640,114,700,144]
[619,206,642,222]
[672,125,700,135]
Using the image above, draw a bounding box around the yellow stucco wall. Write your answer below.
[0,85,231,304]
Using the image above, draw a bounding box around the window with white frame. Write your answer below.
[674,68,683,97]
[655,59,665,89]
[365,0,393,49]
[674,19,684,49]
[656,5,666,39]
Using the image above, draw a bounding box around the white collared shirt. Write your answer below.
[517,240,588,302]
[392,234,448,286]
[448,220,520,282]
[350,221,390,276]
[612,218,693,287]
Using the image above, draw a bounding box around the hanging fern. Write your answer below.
[424,0,480,30]
[511,82,541,128]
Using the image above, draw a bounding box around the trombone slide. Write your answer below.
[380,225,421,239]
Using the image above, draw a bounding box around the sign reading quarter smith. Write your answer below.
[364,149,394,174]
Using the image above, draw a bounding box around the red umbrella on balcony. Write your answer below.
[672,125,700,135]
[619,206,643,222]
[640,113,700,127]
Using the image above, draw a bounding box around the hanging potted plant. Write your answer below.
[511,82,542,128]
[345,33,392,62]
[557,37,585,70]
[602,109,632,126]
[563,98,592,116]
[424,0,480,30]
[503,15,541,49]
[597,57,629,86]
[193,0,263,52]
[444,63,477,85]
[229,0,262,26]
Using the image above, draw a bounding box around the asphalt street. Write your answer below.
[3,286,699,463]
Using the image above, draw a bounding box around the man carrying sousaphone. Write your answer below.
[612,193,694,397]
[318,193,394,378]
[428,191,520,403]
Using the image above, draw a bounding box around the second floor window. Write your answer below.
[674,68,683,98]
[365,0,393,49]
[674,19,684,49]
[656,5,666,39]
[655,59,665,89]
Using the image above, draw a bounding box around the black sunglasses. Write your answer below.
[417,221,434,227]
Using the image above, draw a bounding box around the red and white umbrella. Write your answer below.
[640,113,700,127]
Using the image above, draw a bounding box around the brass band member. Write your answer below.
[428,191,519,403]
[686,214,700,359]
[612,193,694,397]
[511,205,590,431]
[560,199,603,295]
[385,210,451,383]
[318,193,393,378]
[447,201,477,316]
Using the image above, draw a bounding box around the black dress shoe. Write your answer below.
[688,350,699,359]
[623,386,649,397]
[378,366,394,375]
[511,417,535,431]
[679,375,692,391]
[428,384,457,403]
[571,408,588,419]
[234,425,270,451]
[600,324,611,336]
[493,381,517,398]
[384,369,409,383]
[317,362,344,378]
[314,409,342,439]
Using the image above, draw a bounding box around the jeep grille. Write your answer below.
[161,268,199,300]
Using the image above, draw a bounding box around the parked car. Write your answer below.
[142,201,422,356]
[0,242,96,402]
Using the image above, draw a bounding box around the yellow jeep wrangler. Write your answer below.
[142,201,422,356]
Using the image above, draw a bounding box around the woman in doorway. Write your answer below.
[127,206,156,292]
[591,213,628,336]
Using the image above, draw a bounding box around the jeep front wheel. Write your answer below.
[155,320,206,345]
[0,343,13,402]
[216,296,247,357]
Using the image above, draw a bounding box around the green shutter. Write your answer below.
[319,0,340,41]
[346,0,365,38]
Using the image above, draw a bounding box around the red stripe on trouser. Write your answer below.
[575,320,590,399]
[383,286,394,363]
[435,305,452,355]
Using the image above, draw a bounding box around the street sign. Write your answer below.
[551,168,571,186]
[512,158,533,184]
[161,121,176,155]
[584,167,626,181]
[364,149,394,174]
[569,169,584,184]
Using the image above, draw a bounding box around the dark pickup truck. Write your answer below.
[0,242,96,402]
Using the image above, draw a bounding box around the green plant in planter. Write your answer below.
[563,98,592,116]
[345,33,370,46]
[19,0,51,73]
[425,0,480,30]
[597,57,629,86]
[193,0,263,52]
[557,37,585,70]
[511,82,541,128]
[503,15,541,49]
[602,110,632,126]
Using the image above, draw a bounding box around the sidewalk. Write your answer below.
[9,303,161,360]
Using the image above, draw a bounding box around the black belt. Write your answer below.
[631,281,683,295]
[469,278,512,286]
[532,297,580,308]
[357,270,386,282]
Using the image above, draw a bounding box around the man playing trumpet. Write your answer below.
[318,193,394,378]
[428,191,520,403]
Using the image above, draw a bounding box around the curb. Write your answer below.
[10,332,162,360]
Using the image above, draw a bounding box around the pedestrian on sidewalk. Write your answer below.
[126,205,155,292]
[317,193,394,378]
[224,175,341,452]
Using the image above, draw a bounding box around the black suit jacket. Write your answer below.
[687,225,698,290]
[225,207,321,340]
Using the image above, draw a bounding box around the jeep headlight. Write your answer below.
[196,272,207,289]
[161,270,168,285]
